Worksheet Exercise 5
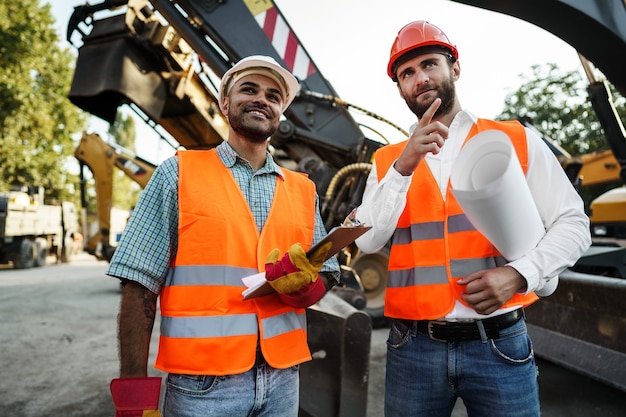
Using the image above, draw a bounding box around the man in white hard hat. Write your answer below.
[107,55,340,417]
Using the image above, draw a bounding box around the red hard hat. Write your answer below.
[387,21,458,80]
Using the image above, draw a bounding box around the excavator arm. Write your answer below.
[74,132,156,260]
[450,0,626,96]
[68,0,229,150]
[67,0,386,229]
[68,5,383,410]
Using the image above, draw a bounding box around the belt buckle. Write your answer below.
[427,321,448,343]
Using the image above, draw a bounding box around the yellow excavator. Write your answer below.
[74,132,156,261]
[576,57,626,248]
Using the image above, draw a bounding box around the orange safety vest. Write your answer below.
[375,119,539,320]
[155,149,317,375]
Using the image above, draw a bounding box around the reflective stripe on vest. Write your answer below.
[161,310,306,339]
[155,149,316,375]
[376,119,539,320]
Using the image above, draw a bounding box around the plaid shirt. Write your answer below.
[106,141,339,293]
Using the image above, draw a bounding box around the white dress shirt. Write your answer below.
[355,110,591,320]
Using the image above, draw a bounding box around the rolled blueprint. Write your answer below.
[450,130,556,296]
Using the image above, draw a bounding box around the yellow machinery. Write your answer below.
[74,132,156,261]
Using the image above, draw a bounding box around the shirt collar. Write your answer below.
[408,109,477,135]
[216,141,285,179]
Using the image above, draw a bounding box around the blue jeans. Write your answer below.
[162,363,299,417]
[385,317,539,417]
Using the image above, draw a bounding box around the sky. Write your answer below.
[50,0,583,163]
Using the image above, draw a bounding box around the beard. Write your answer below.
[402,74,456,119]
[228,104,279,143]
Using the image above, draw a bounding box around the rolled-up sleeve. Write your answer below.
[106,157,179,294]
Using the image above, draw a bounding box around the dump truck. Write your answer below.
[65,0,626,409]
[0,188,79,269]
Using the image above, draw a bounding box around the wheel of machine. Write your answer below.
[350,249,390,327]
[59,233,74,263]
[14,239,35,269]
[33,240,48,267]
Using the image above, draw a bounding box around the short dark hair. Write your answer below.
[392,45,456,82]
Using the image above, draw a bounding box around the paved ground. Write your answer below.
[1,252,625,416]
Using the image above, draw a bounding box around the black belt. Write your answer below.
[397,308,524,342]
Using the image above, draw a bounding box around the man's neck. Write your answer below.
[227,135,269,171]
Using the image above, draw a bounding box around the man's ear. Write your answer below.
[452,61,461,81]
[220,96,229,116]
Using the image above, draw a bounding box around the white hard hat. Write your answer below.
[218,55,299,112]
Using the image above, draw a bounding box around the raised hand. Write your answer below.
[394,98,449,176]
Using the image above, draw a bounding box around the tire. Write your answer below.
[33,240,48,267]
[59,244,70,263]
[350,248,390,328]
[14,239,35,269]
[59,234,74,263]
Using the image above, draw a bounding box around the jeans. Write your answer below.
[162,363,299,417]
[385,317,539,417]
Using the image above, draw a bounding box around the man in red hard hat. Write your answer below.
[353,21,591,416]
[107,55,340,417]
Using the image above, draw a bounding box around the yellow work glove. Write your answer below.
[265,242,331,308]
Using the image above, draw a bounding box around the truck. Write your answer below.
[65,0,626,404]
[0,188,80,269]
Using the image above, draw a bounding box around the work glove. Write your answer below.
[265,242,331,308]
[110,377,162,417]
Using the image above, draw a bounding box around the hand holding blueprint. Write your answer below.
[450,130,556,296]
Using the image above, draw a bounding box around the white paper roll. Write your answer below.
[450,130,556,296]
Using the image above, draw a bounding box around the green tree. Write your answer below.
[497,63,625,155]
[0,0,86,203]
[108,110,142,210]
[109,110,136,150]
[497,62,626,209]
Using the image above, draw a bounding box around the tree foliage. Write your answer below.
[497,63,625,156]
[497,62,626,210]
[108,111,142,210]
[0,0,86,203]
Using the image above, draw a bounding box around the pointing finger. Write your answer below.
[419,98,441,127]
